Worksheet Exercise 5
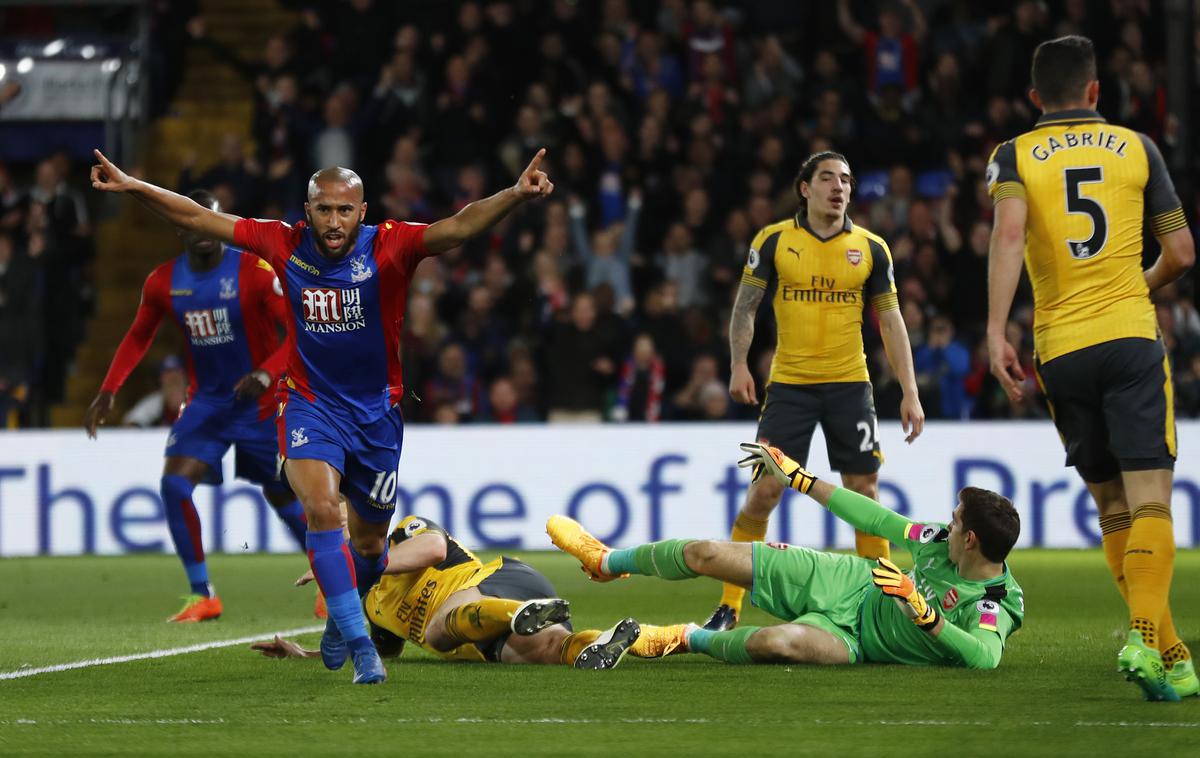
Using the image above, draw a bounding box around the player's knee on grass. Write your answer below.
[744,476,785,520]
[745,624,850,665]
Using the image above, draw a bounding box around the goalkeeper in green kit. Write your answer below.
[548,443,1024,669]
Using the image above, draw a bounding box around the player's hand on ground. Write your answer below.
[294,569,315,587]
[900,393,925,443]
[513,148,554,200]
[90,149,136,193]
[728,363,757,405]
[234,370,271,401]
[987,333,1026,403]
[84,392,115,439]
[250,635,317,659]
[737,442,818,494]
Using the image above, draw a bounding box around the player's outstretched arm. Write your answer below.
[90,149,240,244]
[737,442,909,544]
[986,196,1028,403]
[423,148,554,256]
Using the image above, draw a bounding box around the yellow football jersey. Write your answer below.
[987,108,1186,362]
[742,215,899,384]
[363,515,502,661]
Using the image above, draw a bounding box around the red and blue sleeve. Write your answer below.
[99,265,172,394]
[376,220,429,273]
[233,218,293,269]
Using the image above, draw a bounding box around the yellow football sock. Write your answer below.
[1099,509,1185,655]
[1098,510,1131,602]
[558,630,602,665]
[1163,641,1191,668]
[1124,502,1175,649]
[719,512,769,612]
[441,598,522,646]
[855,531,891,560]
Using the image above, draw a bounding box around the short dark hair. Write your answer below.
[958,487,1020,563]
[1031,35,1096,108]
[794,151,853,217]
[186,188,220,213]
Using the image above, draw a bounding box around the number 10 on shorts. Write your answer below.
[369,470,398,504]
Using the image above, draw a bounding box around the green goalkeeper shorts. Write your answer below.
[750,542,873,664]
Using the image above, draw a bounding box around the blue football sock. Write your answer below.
[161,474,210,596]
[306,528,368,643]
[270,498,308,549]
[349,543,388,599]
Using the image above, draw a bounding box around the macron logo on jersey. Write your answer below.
[183,308,235,346]
[301,287,366,333]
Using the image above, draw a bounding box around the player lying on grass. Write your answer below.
[549,443,1024,669]
[253,515,641,669]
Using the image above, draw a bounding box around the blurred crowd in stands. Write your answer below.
[3,0,1199,428]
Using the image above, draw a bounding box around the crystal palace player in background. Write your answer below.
[84,190,309,623]
[90,148,555,684]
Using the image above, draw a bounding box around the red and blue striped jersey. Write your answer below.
[100,247,289,419]
[233,218,429,424]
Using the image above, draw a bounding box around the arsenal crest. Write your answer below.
[846,248,862,266]
[942,587,959,611]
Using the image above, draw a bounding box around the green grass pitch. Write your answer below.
[1,550,1198,756]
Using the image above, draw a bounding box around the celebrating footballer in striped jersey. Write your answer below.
[84,190,308,624]
[90,147,555,684]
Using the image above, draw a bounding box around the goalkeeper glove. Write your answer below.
[737,442,818,494]
[871,557,940,631]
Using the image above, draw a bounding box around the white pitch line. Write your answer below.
[0,625,324,681]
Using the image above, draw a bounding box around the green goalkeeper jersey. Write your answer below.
[825,488,1025,669]
[859,521,1024,666]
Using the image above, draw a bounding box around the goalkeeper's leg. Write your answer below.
[605,539,754,587]
[713,477,781,626]
[841,472,890,561]
[684,623,850,665]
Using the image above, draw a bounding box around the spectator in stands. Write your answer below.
[569,191,640,315]
[479,376,539,424]
[543,292,617,423]
[0,232,36,426]
[611,333,666,422]
[423,342,483,424]
[914,314,970,420]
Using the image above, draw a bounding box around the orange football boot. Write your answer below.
[167,594,223,623]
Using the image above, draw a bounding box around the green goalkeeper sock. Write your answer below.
[688,626,759,664]
[604,540,698,580]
